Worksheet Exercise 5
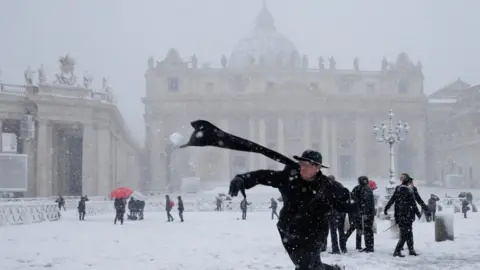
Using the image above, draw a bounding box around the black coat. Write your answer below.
[384,185,420,224]
[178,199,184,212]
[411,186,429,213]
[351,183,375,217]
[237,164,353,240]
[115,199,126,213]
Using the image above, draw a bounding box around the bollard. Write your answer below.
[435,214,454,242]
[389,219,399,239]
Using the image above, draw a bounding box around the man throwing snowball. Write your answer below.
[229,150,351,270]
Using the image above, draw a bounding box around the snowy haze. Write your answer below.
[0,0,479,142]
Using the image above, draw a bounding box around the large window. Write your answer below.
[167,77,179,92]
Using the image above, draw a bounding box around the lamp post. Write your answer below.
[165,132,184,193]
[373,109,409,200]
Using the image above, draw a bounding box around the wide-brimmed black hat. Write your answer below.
[293,150,329,168]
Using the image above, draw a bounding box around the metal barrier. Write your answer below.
[0,203,60,226]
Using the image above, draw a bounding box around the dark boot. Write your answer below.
[393,251,405,257]
[409,250,418,256]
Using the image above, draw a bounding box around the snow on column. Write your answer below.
[97,126,111,197]
[330,118,338,176]
[321,116,329,160]
[36,119,53,197]
[82,123,97,196]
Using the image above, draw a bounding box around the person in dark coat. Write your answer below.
[402,173,430,218]
[427,194,440,222]
[240,198,248,220]
[229,150,351,270]
[344,176,375,253]
[77,196,88,221]
[461,199,470,218]
[384,176,421,257]
[177,196,184,222]
[55,196,66,211]
[166,195,174,222]
[269,198,279,220]
[114,198,126,225]
[137,200,145,220]
[323,174,349,254]
[128,197,137,219]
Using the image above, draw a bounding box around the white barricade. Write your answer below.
[0,202,60,226]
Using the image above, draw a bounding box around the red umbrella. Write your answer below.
[111,187,133,199]
[368,180,377,190]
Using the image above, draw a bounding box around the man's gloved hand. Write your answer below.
[417,212,422,219]
[229,176,246,198]
[384,210,388,216]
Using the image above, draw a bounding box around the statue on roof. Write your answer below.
[191,54,198,69]
[38,64,47,84]
[148,56,154,69]
[353,57,359,71]
[221,55,227,69]
[381,57,389,72]
[302,55,309,70]
[318,56,324,70]
[329,56,336,70]
[54,54,77,85]
[24,66,35,85]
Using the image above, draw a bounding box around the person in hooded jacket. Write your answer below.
[384,176,421,257]
[401,173,430,218]
[77,196,88,221]
[114,198,126,225]
[229,150,351,270]
[461,199,470,218]
[427,194,440,222]
[269,198,279,220]
[322,174,350,254]
[177,196,184,222]
[344,176,375,253]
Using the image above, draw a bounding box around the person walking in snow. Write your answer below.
[55,196,66,211]
[177,196,184,222]
[461,198,470,218]
[427,194,440,222]
[325,174,350,254]
[269,198,279,220]
[165,195,174,222]
[77,196,88,221]
[240,198,248,220]
[384,176,421,257]
[114,198,126,225]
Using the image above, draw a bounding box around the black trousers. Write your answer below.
[396,222,414,253]
[115,210,124,224]
[328,213,347,253]
[345,214,374,250]
[78,210,85,220]
[179,210,184,222]
[242,210,247,220]
[272,208,279,220]
[167,210,174,221]
[279,229,337,270]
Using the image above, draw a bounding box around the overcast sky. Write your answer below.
[1,0,478,143]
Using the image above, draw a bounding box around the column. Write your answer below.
[303,115,311,149]
[414,120,426,181]
[22,136,36,197]
[82,123,97,196]
[97,126,111,197]
[220,118,230,180]
[330,119,338,177]
[277,118,284,169]
[321,117,329,164]
[36,120,52,197]
[258,118,267,169]
[248,117,256,170]
[111,134,118,190]
[355,118,366,176]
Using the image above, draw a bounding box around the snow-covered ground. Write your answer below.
[1,211,479,270]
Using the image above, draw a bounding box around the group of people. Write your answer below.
[227,149,436,270]
[165,195,184,222]
[113,197,146,225]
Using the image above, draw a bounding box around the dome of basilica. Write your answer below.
[228,3,301,69]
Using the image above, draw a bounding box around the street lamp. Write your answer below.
[165,132,184,193]
[373,109,409,200]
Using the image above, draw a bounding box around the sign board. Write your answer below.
[0,153,28,192]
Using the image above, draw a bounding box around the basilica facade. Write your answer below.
[143,4,428,192]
